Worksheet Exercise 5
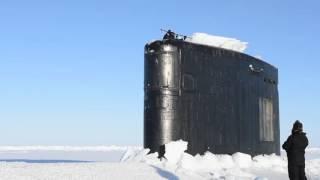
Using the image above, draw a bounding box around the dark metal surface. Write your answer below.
[144,39,280,156]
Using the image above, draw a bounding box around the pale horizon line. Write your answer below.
[0,145,143,152]
[0,145,319,152]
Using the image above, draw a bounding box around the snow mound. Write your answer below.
[232,152,252,168]
[122,140,255,170]
[1,141,320,179]
[186,32,248,52]
[253,154,286,169]
[306,159,320,179]
[163,140,187,164]
[121,140,320,179]
[120,148,150,162]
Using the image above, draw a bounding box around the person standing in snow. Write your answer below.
[282,120,309,180]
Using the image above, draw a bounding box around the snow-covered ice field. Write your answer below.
[0,141,319,180]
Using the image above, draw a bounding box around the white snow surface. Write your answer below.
[0,141,320,180]
[185,32,248,52]
[0,145,141,152]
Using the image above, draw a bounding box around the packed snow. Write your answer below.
[120,140,320,179]
[185,32,248,52]
[0,140,319,180]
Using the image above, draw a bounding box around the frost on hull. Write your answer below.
[144,38,280,156]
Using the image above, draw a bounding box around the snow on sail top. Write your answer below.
[185,32,248,53]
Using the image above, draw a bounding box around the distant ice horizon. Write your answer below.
[0,145,319,163]
[0,145,142,152]
[1,145,319,152]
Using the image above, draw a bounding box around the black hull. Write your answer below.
[144,40,280,156]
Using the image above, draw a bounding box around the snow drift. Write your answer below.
[0,141,319,179]
[186,32,248,52]
[122,140,320,180]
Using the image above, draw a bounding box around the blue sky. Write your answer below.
[0,0,319,146]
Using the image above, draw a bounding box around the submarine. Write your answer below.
[144,31,280,156]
